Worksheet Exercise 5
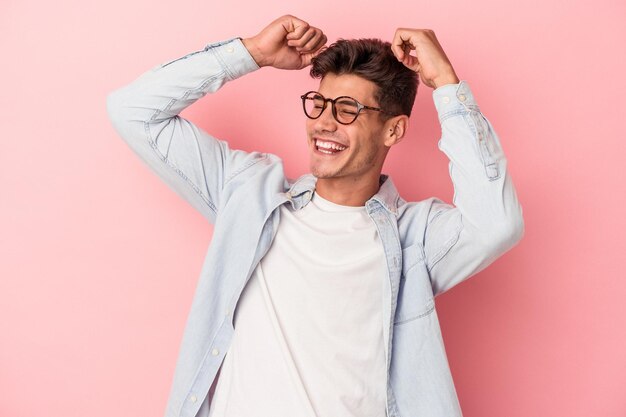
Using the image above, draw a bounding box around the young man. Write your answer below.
[107,14,524,417]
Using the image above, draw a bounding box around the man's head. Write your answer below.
[310,38,418,119]
[304,38,418,193]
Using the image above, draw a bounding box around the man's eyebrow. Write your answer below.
[336,98,359,107]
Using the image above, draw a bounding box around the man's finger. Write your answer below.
[285,19,310,40]
[296,29,325,52]
[390,39,405,61]
[300,36,328,67]
[391,29,413,61]
[287,27,317,48]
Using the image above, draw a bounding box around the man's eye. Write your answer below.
[314,104,324,110]
[338,108,358,116]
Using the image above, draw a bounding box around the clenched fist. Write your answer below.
[391,29,459,89]
[242,15,327,70]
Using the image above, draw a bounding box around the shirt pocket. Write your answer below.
[394,243,435,325]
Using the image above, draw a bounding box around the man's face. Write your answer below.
[306,73,390,183]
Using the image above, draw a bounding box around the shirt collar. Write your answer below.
[285,174,316,210]
[368,174,400,215]
[286,174,400,215]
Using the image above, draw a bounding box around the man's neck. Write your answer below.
[314,176,381,207]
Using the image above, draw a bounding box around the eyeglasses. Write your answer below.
[300,91,390,125]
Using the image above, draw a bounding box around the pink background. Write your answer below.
[2,0,625,416]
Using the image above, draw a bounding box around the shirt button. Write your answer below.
[458,94,467,102]
[442,96,450,104]
[211,348,220,356]
[225,46,234,53]
[190,395,197,403]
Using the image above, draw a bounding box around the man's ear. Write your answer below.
[384,115,409,147]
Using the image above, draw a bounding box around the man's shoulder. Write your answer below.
[378,175,448,217]
[397,195,454,225]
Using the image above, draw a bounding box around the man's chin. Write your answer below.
[310,167,337,179]
[309,156,342,179]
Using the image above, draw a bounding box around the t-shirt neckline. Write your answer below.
[311,191,366,213]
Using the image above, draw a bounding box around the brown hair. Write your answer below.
[310,38,418,118]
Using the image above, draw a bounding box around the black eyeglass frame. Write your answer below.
[300,91,392,125]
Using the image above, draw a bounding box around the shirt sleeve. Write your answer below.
[424,81,525,296]
[106,38,265,223]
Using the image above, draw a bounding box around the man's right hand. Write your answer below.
[242,15,327,70]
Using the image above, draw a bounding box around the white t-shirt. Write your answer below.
[208,192,387,417]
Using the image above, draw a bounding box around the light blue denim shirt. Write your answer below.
[107,38,524,417]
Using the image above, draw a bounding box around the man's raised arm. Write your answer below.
[391,28,525,296]
[106,15,326,223]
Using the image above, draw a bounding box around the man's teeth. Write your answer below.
[316,140,347,152]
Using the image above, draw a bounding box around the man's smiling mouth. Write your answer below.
[315,139,348,155]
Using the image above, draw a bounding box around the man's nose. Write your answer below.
[314,103,338,131]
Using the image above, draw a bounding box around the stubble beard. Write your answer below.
[310,148,379,181]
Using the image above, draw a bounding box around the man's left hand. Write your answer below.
[391,28,459,89]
